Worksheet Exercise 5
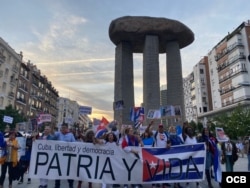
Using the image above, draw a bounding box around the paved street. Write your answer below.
[1,156,249,188]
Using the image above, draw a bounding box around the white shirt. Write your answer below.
[155,132,168,147]
[184,135,197,144]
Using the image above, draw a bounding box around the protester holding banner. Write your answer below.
[183,125,202,188]
[150,123,171,188]
[199,127,221,188]
[36,125,57,188]
[0,131,19,188]
[152,124,171,148]
[77,129,96,188]
[101,132,119,188]
[121,127,143,188]
[221,135,238,172]
[168,125,183,188]
[54,123,76,188]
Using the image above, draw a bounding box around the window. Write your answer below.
[200,69,204,74]
[0,97,3,106]
[2,82,6,92]
[4,68,9,78]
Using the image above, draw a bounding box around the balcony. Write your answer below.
[8,92,15,98]
[215,42,244,61]
[219,68,248,84]
[0,53,5,64]
[217,54,246,73]
[219,86,237,95]
[222,95,250,107]
[16,98,26,105]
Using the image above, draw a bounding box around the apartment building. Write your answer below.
[0,37,22,109]
[15,61,59,125]
[209,21,250,109]
[0,37,59,127]
[78,113,91,130]
[57,97,80,128]
[184,20,250,122]
[183,56,211,122]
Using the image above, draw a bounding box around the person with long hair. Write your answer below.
[77,129,100,188]
[101,132,119,188]
[141,121,154,147]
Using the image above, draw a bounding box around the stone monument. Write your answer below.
[109,16,194,126]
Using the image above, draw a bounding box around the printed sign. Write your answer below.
[29,141,206,184]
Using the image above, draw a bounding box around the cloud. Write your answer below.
[2,0,249,121]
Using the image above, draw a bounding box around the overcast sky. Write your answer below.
[0,0,249,121]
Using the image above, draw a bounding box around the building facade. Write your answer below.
[0,37,22,109]
[0,37,59,128]
[184,20,250,123]
[15,61,59,126]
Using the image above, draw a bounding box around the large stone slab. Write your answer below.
[109,16,194,53]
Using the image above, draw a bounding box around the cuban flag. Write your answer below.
[141,143,206,183]
[210,138,222,183]
[95,128,108,138]
[130,107,144,124]
[96,117,109,132]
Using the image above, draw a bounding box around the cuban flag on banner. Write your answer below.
[141,143,206,183]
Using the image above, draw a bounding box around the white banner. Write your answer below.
[29,141,206,184]
[147,109,161,119]
[3,115,13,123]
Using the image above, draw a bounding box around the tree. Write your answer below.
[0,105,27,131]
[212,104,250,140]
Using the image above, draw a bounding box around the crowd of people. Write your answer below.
[0,121,249,188]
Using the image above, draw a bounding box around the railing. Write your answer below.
[215,42,244,61]
[222,95,250,107]
[217,54,246,72]
[219,68,248,83]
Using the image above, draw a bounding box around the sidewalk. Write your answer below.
[3,156,249,188]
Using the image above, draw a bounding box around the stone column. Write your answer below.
[166,41,184,125]
[114,41,134,125]
[143,35,160,125]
